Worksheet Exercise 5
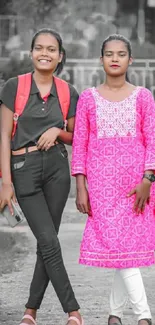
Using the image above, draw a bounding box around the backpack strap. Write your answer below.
[12,72,32,138]
[12,74,69,138]
[53,76,70,129]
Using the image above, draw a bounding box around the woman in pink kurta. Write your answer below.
[72,35,155,325]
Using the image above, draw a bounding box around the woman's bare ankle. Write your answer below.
[68,310,81,321]
[24,308,36,319]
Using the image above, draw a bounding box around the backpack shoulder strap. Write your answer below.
[12,72,32,138]
[53,76,70,122]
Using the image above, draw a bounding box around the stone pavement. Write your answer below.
[0,199,155,325]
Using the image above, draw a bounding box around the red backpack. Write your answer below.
[0,73,70,178]
[12,72,70,137]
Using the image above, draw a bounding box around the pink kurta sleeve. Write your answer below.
[71,90,89,176]
[139,88,155,171]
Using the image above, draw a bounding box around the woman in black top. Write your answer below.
[0,28,83,325]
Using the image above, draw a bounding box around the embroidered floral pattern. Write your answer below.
[92,87,137,138]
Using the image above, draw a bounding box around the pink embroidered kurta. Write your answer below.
[72,87,155,268]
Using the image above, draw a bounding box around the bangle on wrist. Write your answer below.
[142,173,155,183]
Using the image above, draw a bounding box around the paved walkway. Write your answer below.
[0,199,155,325]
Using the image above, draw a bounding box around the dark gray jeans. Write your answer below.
[11,144,80,313]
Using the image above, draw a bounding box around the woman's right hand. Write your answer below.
[76,186,92,216]
[0,183,16,215]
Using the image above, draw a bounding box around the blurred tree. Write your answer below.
[0,0,12,14]
[1,56,33,81]
[6,0,120,58]
[10,0,67,30]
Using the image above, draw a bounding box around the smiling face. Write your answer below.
[100,40,133,77]
[31,33,63,72]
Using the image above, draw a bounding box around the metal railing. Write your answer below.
[59,59,155,95]
[1,55,155,95]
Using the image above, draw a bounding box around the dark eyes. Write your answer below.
[49,48,56,52]
[34,47,56,52]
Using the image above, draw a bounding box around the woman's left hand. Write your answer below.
[37,127,61,151]
[127,178,151,214]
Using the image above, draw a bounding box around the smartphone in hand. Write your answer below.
[1,200,24,227]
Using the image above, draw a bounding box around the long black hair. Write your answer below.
[31,28,66,75]
[101,34,132,82]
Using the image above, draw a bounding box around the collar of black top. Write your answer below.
[30,73,57,97]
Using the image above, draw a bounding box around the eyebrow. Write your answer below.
[104,50,127,53]
[35,44,57,48]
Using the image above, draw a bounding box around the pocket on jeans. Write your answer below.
[11,155,35,197]
[56,144,68,159]
[11,155,27,171]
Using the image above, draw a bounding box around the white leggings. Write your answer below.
[110,268,151,321]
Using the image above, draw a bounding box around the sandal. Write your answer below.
[20,314,37,325]
[67,316,84,325]
[108,315,122,325]
[138,319,152,325]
